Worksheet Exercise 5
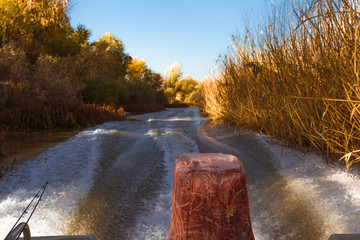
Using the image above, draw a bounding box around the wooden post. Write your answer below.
[168,153,254,240]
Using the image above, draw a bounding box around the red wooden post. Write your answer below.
[168,153,254,240]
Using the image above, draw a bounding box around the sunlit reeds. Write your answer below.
[199,0,360,169]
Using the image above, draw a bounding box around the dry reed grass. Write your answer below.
[199,0,360,169]
[0,159,17,179]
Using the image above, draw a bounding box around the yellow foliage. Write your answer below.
[127,56,147,81]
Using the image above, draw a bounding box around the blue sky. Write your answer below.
[69,0,273,80]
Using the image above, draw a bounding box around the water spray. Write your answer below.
[4,181,49,240]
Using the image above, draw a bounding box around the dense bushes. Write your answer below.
[0,0,167,130]
[0,38,126,128]
[199,0,360,169]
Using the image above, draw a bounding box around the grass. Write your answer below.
[199,0,360,169]
[0,103,126,129]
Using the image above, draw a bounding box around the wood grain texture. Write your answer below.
[168,153,254,240]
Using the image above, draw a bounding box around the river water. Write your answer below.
[0,107,359,239]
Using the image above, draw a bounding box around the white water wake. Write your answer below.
[0,107,360,240]
[0,122,127,238]
[129,112,201,239]
[264,138,360,235]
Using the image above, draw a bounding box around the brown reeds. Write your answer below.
[0,159,17,179]
[199,0,360,169]
[0,103,126,129]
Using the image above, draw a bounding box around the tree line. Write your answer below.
[0,0,198,129]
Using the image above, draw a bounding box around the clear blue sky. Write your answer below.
[69,0,274,80]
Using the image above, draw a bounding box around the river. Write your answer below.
[0,107,359,239]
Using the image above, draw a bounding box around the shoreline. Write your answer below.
[0,105,196,174]
[1,129,81,166]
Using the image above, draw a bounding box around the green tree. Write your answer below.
[81,33,131,106]
[163,62,197,103]
[175,77,198,102]
[46,24,91,57]
[163,62,182,102]
[145,71,164,92]
[94,32,130,76]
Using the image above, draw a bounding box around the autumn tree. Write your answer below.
[0,1,168,130]
[127,57,147,81]
[0,0,73,62]
[125,57,167,104]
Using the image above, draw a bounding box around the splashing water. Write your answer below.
[0,107,359,240]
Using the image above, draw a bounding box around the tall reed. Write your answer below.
[199,0,360,169]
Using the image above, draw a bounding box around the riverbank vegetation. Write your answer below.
[199,0,360,169]
[0,0,167,162]
[0,0,201,163]
[164,62,199,103]
[0,0,172,131]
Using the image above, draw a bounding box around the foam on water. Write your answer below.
[130,115,200,239]
[258,134,360,235]
[1,107,360,239]
[0,122,122,238]
[0,109,199,239]
[198,122,360,239]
